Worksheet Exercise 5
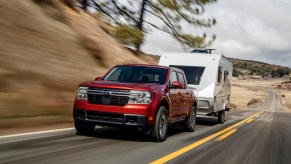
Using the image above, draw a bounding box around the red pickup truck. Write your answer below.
[73,64,197,141]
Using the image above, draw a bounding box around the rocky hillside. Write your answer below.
[229,58,291,77]
[0,0,155,130]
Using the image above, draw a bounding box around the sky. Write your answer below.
[142,0,291,68]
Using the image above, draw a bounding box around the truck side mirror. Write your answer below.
[171,81,182,89]
[95,77,103,81]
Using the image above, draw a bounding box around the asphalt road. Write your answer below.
[0,90,290,164]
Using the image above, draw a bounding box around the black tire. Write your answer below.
[218,110,225,124]
[151,106,168,142]
[184,106,196,132]
[74,120,95,135]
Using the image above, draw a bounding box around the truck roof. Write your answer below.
[116,64,169,69]
[116,64,183,72]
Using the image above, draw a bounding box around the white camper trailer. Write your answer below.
[159,50,233,123]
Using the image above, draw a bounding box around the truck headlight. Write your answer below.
[76,87,88,100]
[129,90,152,104]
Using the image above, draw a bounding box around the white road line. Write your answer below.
[0,128,74,139]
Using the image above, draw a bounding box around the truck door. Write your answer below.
[169,71,183,121]
[177,72,191,116]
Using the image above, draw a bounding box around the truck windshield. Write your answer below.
[104,66,168,84]
[170,65,205,85]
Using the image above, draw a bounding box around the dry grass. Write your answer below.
[232,78,286,87]
[231,85,267,109]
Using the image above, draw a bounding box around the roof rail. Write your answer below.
[190,49,216,54]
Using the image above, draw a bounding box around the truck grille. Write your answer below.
[87,87,130,106]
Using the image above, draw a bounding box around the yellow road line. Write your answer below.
[150,111,261,164]
[246,119,253,123]
[216,129,237,141]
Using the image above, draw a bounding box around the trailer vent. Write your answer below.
[191,49,216,54]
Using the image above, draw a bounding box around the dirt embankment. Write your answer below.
[0,0,156,133]
[231,78,291,109]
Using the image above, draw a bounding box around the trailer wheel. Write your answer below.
[218,110,225,124]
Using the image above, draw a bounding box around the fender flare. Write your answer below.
[156,95,171,116]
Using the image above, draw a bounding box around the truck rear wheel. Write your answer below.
[151,106,168,142]
[184,106,196,132]
[74,120,95,135]
[218,110,225,124]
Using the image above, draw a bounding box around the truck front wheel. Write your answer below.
[74,120,95,135]
[151,106,168,142]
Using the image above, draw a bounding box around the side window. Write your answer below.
[106,68,122,81]
[169,71,178,84]
[217,66,223,84]
[177,72,186,88]
[224,70,228,82]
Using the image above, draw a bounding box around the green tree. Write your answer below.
[115,25,144,48]
[78,0,217,52]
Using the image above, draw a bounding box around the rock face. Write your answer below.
[0,0,152,128]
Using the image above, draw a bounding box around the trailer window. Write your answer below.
[170,65,205,85]
[217,66,223,84]
[224,70,229,81]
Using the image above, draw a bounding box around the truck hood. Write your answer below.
[79,81,163,90]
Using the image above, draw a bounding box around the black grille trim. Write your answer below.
[87,87,130,106]
[86,110,124,124]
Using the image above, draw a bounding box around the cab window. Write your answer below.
[169,71,178,85]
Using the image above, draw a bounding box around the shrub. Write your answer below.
[247,98,259,106]
[276,68,290,77]
[281,80,291,84]
[230,103,237,109]
[233,68,240,77]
